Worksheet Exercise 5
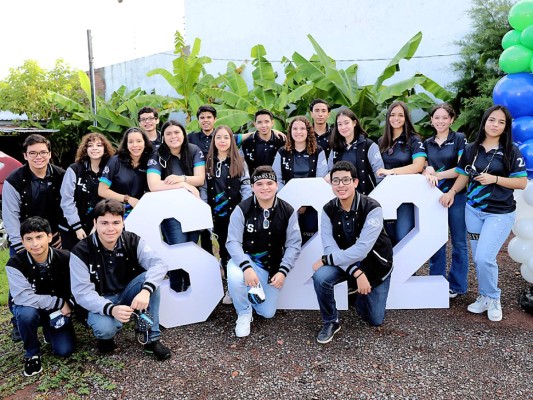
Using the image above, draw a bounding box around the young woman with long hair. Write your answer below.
[327,109,383,196]
[441,105,527,321]
[273,116,328,244]
[205,126,252,303]
[98,127,153,218]
[60,132,115,250]
[423,103,469,298]
[147,120,206,293]
[376,101,427,245]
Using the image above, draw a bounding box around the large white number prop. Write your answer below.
[126,189,223,327]
[277,178,348,310]
[370,175,448,309]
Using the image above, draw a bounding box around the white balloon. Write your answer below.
[512,218,533,239]
[514,189,533,221]
[523,182,533,207]
[520,262,533,284]
[507,236,533,263]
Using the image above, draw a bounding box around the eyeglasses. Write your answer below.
[215,161,222,178]
[139,116,156,123]
[26,151,50,158]
[331,177,354,186]
[263,209,270,230]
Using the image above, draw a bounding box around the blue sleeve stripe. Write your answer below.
[99,177,112,186]
[147,168,162,175]
[510,171,527,178]
[458,149,464,157]
[235,134,242,146]
[455,167,468,176]
[194,161,206,167]
[412,152,427,160]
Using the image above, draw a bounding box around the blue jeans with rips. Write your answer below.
[13,305,75,358]
[465,204,515,300]
[429,192,469,294]
[313,265,391,326]
[227,259,280,319]
[86,272,161,343]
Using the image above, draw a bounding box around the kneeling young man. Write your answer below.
[226,166,301,337]
[70,199,171,360]
[313,161,393,344]
[6,217,75,377]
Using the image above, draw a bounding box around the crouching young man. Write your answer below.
[312,161,393,344]
[226,166,301,337]
[6,217,75,376]
[70,199,171,360]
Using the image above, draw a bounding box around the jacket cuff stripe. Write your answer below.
[142,282,155,294]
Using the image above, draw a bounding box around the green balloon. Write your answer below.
[504,29,522,49]
[509,0,533,31]
[522,25,533,48]
[499,45,533,73]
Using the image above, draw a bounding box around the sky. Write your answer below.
[0,0,185,79]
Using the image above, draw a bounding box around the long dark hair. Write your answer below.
[117,127,153,168]
[330,109,368,152]
[285,116,318,155]
[379,101,417,153]
[206,125,245,178]
[160,120,194,176]
[473,105,514,171]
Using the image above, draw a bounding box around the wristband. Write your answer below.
[495,176,499,184]
[354,270,365,279]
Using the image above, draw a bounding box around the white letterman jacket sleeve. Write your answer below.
[226,207,253,272]
[70,253,114,316]
[321,207,384,273]
[60,167,83,231]
[137,237,168,293]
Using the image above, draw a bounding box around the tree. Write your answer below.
[0,59,85,123]
[450,0,516,139]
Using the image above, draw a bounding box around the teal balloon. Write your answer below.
[499,45,533,73]
[521,25,533,49]
[509,0,533,31]
[504,30,522,49]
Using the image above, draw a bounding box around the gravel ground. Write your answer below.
[5,244,533,399]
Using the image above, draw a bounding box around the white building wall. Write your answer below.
[104,0,474,99]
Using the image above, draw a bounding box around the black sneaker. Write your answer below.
[24,355,42,377]
[316,321,341,344]
[97,338,116,354]
[12,326,22,342]
[144,340,171,361]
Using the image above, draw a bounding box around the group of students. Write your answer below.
[2,99,527,377]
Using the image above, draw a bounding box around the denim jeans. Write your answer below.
[429,192,469,294]
[160,218,200,292]
[12,305,76,358]
[213,217,230,278]
[313,265,391,326]
[385,203,415,246]
[465,204,515,300]
[86,272,161,343]
[227,259,280,318]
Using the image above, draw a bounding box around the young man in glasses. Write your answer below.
[138,107,161,149]
[70,199,171,360]
[6,217,76,377]
[2,134,66,341]
[312,161,393,344]
[226,166,301,337]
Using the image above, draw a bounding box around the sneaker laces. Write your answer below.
[236,314,251,326]
[489,298,501,311]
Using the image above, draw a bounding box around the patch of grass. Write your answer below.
[0,306,125,399]
[1,248,9,306]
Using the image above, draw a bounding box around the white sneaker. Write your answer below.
[467,295,490,314]
[487,298,503,322]
[222,290,233,305]
[235,313,253,337]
